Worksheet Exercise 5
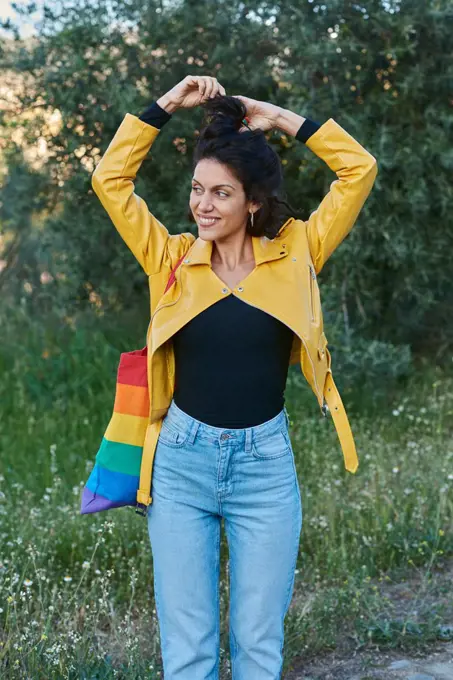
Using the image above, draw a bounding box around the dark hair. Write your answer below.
[186,94,304,239]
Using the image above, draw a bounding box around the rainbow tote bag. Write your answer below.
[80,251,187,517]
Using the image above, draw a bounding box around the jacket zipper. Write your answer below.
[236,295,321,401]
[308,264,316,322]
[307,264,328,414]
[151,271,184,322]
[147,268,184,420]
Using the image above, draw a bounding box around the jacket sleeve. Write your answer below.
[302,118,378,275]
[91,112,190,276]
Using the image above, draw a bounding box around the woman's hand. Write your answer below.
[161,75,226,111]
[232,95,282,132]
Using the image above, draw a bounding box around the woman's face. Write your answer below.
[189,158,260,241]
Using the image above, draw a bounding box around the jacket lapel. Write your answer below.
[182,217,296,267]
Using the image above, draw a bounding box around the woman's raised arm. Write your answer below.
[91,76,226,275]
[91,111,178,276]
[276,107,378,275]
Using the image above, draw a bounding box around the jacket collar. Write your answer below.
[183,217,295,267]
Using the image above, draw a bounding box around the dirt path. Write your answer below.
[285,558,453,680]
[286,641,453,679]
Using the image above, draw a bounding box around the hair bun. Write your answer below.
[199,95,247,138]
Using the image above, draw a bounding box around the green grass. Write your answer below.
[0,316,452,678]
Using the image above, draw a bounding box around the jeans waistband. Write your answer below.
[164,399,290,453]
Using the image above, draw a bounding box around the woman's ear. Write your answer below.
[251,200,263,213]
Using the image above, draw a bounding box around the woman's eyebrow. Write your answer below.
[191,179,235,190]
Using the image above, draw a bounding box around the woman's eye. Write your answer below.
[192,187,228,197]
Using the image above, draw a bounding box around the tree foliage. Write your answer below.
[1,0,452,385]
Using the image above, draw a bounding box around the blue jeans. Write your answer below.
[147,398,302,680]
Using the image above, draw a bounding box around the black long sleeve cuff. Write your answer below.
[138,101,173,129]
[295,118,321,143]
[138,100,322,144]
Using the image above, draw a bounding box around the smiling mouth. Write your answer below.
[198,217,221,226]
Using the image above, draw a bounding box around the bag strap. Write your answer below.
[136,249,191,515]
[143,250,189,346]
[164,251,189,294]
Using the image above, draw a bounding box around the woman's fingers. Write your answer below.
[213,79,226,97]
[204,77,216,99]
[197,77,208,97]
[232,94,248,113]
[197,76,225,100]
[202,78,212,99]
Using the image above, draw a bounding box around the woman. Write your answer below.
[91,75,377,679]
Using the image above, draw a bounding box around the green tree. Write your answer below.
[1,0,452,386]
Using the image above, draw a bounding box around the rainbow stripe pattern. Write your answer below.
[80,347,149,514]
[80,250,187,516]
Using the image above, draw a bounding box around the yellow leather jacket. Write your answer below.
[92,112,377,509]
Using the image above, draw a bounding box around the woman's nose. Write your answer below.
[198,198,214,211]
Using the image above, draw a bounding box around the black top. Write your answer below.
[172,295,295,428]
[138,101,321,428]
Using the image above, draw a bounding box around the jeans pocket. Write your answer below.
[252,429,292,460]
[158,419,190,448]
